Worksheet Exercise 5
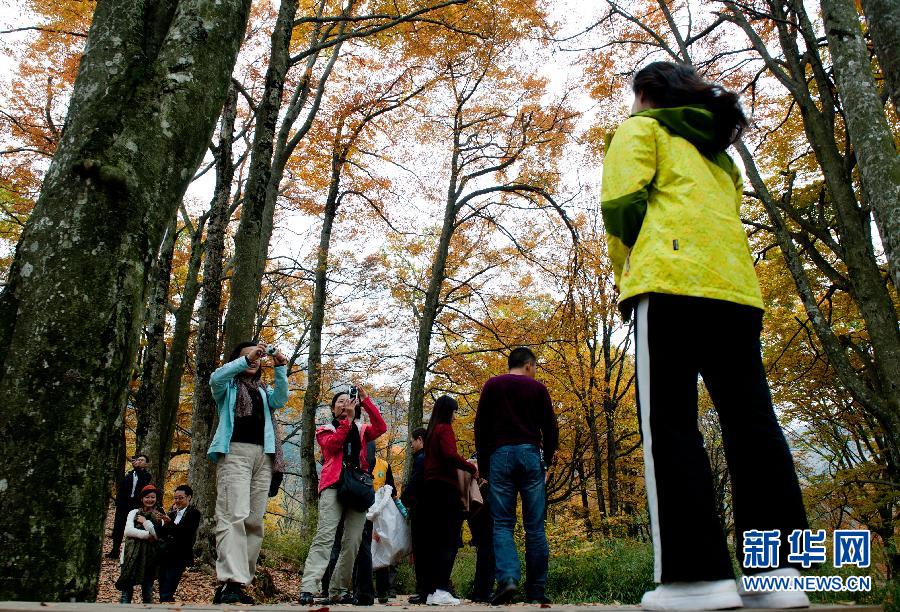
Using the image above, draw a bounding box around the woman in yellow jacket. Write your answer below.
[602,62,809,611]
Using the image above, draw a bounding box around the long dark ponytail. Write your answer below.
[633,61,747,154]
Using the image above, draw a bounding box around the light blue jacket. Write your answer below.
[207,356,289,462]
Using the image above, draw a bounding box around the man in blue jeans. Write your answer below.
[475,347,559,605]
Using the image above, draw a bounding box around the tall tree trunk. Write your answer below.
[860,0,900,115]
[222,0,300,353]
[822,0,900,292]
[300,149,343,518]
[603,397,619,517]
[0,0,250,600]
[585,409,608,523]
[406,181,459,477]
[735,140,900,483]
[135,219,178,458]
[577,459,593,538]
[727,1,900,484]
[150,218,206,485]
[224,0,347,357]
[189,86,239,568]
[600,315,619,516]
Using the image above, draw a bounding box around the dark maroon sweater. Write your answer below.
[474,373,559,468]
[424,423,476,488]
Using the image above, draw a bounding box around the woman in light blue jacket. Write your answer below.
[208,340,289,605]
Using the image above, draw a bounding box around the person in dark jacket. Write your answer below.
[422,395,478,606]
[467,455,494,603]
[475,346,558,605]
[157,484,202,602]
[108,453,153,559]
[401,427,427,604]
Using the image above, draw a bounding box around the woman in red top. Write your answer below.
[298,386,386,605]
[421,395,478,606]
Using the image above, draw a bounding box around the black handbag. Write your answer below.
[336,462,375,511]
[335,421,375,511]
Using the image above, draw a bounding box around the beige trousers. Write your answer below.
[300,487,367,596]
[215,442,272,585]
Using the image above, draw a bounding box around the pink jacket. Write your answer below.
[316,396,387,492]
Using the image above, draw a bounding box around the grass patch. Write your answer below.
[450,539,653,604]
[261,523,315,569]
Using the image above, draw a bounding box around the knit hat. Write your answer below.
[140,484,159,497]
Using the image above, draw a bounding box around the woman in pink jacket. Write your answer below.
[298,386,386,605]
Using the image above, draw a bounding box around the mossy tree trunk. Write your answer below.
[0,0,251,601]
[135,218,178,459]
[147,212,207,486]
[821,0,900,291]
[189,86,239,568]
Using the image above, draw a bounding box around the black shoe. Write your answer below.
[298,591,315,605]
[355,594,375,606]
[491,580,517,606]
[213,584,225,604]
[320,593,354,605]
[527,595,551,605]
[408,594,427,605]
[221,583,254,605]
[377,595,389,604]
[469,591,491,603]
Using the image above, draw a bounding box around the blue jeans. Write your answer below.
[489,444,548,597]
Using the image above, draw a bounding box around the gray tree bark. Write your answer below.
[222,0,301,353]
[148,213,206,484]
[404,53,576,480]
[723,0,900,485]
[300,153,342,517]
[300,86,422,515]
[0,0,251,600]
[135,218,178,457]
[860,0,900,115]
[407,193,459,450]
[822,0,900,292]
[223,0,465,357]
[189,86,239,567]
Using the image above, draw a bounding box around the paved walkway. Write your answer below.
[0,602,884,611]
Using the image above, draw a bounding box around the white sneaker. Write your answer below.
[738,568,810,608]
[427,589,460,606]
[641,579,743,610]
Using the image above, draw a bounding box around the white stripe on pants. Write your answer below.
[636,296,663,583]
[215,442,272,584]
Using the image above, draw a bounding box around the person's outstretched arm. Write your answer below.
[361,392,387,440]
[209,355,252,403]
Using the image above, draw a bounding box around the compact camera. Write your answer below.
[266,345,278,356]
[349,385,359,400]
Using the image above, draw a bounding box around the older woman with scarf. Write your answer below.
[207,340,289,605]
[116,484,166,603]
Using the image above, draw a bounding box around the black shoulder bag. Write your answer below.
[335,421,375,511]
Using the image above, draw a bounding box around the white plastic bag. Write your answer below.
[366,485,411,569]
